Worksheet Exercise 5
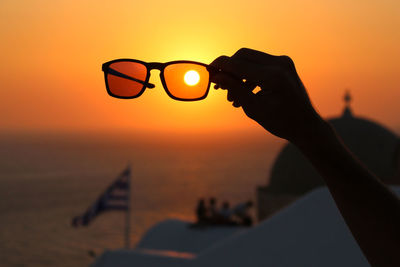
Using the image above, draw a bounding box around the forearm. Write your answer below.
[293,118,400,266]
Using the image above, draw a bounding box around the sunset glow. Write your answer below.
[0,0,399,137]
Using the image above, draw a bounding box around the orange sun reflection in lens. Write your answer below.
[184,70,200,86]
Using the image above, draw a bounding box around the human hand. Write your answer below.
[209,48,325,143]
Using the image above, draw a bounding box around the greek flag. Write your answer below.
[72,166,130,227]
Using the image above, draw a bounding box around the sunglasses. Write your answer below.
[102,59,217,101]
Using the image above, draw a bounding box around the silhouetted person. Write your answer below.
[210,48,400,267]
[208,197,217,221]
[218,201,232,224]
[88,250,96,258]
[196,198,207,223]
[232,200,253,226]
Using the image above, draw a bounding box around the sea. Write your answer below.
[0,131,284,266]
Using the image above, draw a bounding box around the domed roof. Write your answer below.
[266,96,399,195]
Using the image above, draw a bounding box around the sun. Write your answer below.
[184,70,200,86]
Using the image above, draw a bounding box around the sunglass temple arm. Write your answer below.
[106,68,155,89]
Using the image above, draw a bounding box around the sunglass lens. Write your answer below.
[163,63,210,100]
[106,61,147,98]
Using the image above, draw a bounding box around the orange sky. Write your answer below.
[0,0,399,137]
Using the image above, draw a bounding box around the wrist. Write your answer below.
[290,115,336,150]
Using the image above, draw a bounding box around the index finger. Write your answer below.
[209,55,264,84]
[233,48,297,72]
[232,48,280,64]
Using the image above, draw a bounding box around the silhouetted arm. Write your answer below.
[295,117,400,266]
[210,48,400,266]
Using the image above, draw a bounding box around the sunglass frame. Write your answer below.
[102,59,212,101]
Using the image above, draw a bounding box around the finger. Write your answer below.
[279,55,297,72]
[232,48,281,64]
[209,56,263,84]
[212,62,285,97]
[212,73,255,108]
[232,48,296,73]
[227,90,241,107]
[212,72,255,92]
[226,87,249,107]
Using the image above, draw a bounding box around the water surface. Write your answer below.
[0,132,283,266]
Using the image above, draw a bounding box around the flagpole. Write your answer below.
[125,165,131,249]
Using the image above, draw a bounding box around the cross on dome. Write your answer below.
[344,90,352,107]
[343,89,353,117]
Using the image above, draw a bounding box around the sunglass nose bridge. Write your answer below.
[148,62,164,70]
